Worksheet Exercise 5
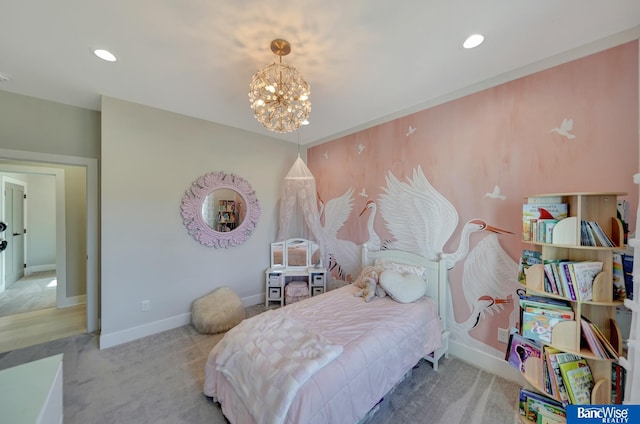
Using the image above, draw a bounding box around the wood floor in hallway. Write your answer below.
[0,304,86,354]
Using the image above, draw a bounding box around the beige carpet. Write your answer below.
[0,305,520,424]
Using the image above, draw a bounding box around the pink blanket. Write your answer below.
[211,310,343,424]
[204,284,441,424]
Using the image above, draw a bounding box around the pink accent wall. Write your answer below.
[308,41,639,355]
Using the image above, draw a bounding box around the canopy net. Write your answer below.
[276,156,326,263]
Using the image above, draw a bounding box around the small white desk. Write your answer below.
[265,267,327,307]
[0,354,64,424]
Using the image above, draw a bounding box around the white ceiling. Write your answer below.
[0,1,639,145]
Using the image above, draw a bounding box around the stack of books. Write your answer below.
[580,220,615,247]
[523,203,568,243]
[580,317,619,359]
[557,353,594,405]
[541,260,603,301]
[518,388,566,423]
[544,350,595,406]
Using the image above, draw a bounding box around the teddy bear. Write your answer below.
[353,266,386,302]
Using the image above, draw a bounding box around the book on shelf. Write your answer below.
[617,200,630,225]
[546,260,568,297]
[518,388,566,423]
[537,411,565,424]
[522,310,572,344]
[523,304,574,320]
[542,263,560,295]
[612,362,626,404]
[612,252,627,300]
[571,261,603,302]
[519,293,574,311]
[580,318,607,359]
[557,354,594,405]
[587,221,615,247]
[505,331,542,373]
[564,364,594,405]
[581,220,597,247]
[622,253,634,300]
[545,348,571,406]
[536,219,559,243]
[523,203,568,242]
[537,260,602,301]
[558,262,577,301]
[582,317,619,360]
[519,249,542,285]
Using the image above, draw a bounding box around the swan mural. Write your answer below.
[359,200,382,251]
[318,188,360,281]
[377,166,519,353]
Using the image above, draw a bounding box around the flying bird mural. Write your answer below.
[484,185,507,200]
[406,125,416,136]
[551,118,576,139]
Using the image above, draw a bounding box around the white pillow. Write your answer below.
[374,259,426,277]
[379,270,427,303]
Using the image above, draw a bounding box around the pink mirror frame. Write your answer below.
[180,171,261,248]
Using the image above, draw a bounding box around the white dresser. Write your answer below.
[0,354,63,424]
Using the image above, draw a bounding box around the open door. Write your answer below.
[4,181,25,288]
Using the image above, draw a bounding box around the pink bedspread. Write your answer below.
[204,285,442,424]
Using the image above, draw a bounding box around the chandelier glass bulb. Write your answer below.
[249,40,311,133]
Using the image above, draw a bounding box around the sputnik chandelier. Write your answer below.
[249,39,311,133]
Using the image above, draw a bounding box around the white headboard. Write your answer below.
[361,244,448,332]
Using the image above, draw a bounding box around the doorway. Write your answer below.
[0,172,60,319]
[0,149,98,338]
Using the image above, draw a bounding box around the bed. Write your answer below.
[203,245,449,424]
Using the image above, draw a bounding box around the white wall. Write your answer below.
[99,97,299,348]
[25,173,56,268]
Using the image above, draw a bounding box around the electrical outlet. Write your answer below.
[141,300,151,312]
[498,327,509,344]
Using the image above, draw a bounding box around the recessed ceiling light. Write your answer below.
[94,49,117,62]
[463,34,484,49]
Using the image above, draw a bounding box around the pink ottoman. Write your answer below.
[285,281,309,304]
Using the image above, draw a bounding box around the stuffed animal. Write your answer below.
[353,267,386,302]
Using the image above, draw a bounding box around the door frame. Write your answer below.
[0,148,98,333]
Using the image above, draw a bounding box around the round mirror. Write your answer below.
[201,188,246,232]
[181,171,260,248]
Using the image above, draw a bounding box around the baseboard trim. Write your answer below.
[25,264,56,276]
[449,339,522,384]
[241,293,262,307]
[98,294,289,349]
[58,295,86,308]
[99,313,191,349]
